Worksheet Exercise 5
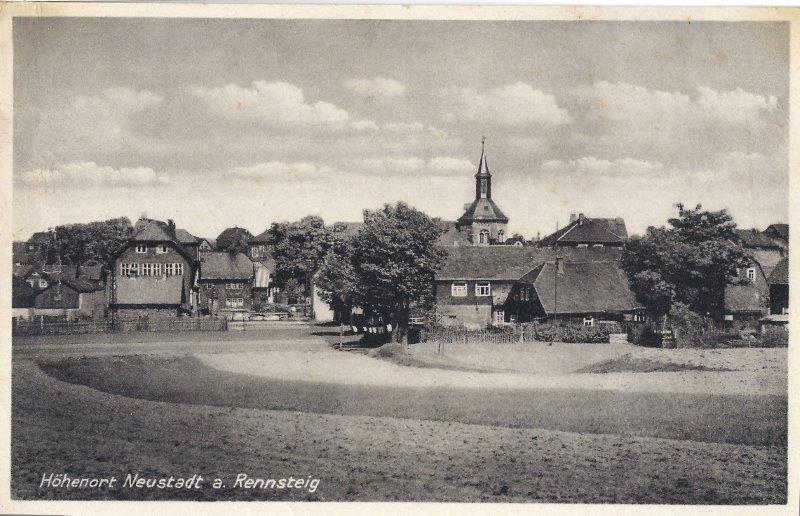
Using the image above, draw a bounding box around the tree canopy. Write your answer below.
[50,217,133,275]
[267,216,344,298]
[316,202,447,342]
[215,227,253,255]
[621,204,750,320]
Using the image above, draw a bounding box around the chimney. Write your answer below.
[578,213,585,226]
[569,213,577,224]
[166,219,177,239]
[555,257,565,274]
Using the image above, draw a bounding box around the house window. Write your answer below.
[475,282,491,297]
[152,263,162,276]
[497,230,505,243]
[583,317,595,327]
[135,244,147,253]
[156,245,169,254]
[451,282,467,297]
[479,230,489,244]
[164,263,175,276]
[226,283,243,290]
[174,263,184,276]
[577,244,589,248]
[141,263,153,276]
[227,297,244,308]
[632,314,646,322]
[593,244,604,248]
[746,268,756,281]
[38,279,48,288]
[494,310,505,325]
[121,263,130,276]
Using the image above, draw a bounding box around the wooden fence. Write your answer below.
[12,317,228,336]
[422,327,527,344]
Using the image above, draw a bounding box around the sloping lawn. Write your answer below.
[13,360,787,503]
[37,354,786,447]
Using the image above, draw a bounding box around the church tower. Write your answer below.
[455,138,509,245]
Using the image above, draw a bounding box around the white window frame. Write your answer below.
[632,314,646,322]
[141,263,152,276]
[152,263,162,276]
[583,317,595,327]
[746,268,756,281]
[451,282,467,297]
[121,263,130,276]
[593,244,604,248]
[226,297,244,308]
[226,282,243,290]
[497,230,505,243]
[156,245,169,254]
[174,263,184,276]
[129,263,139,276]
[135,244,147,254]
[577,243,589,248]
[38,279,48,288]
[475,282,491,297]
[164,263,175,276]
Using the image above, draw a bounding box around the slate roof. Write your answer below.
[435,246,622,281]
[199,252,254,281]
[768,257,789,285]
[130,220,176,242]
[249,229,271,244]
[734,229,784,249]
[55,277,106,293]
[457,198,509,224]
[766,223,789,241]
[174,228,199,245]
[525,261,643,315]
[539,217,628,246]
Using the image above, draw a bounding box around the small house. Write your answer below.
[198,252,255,317]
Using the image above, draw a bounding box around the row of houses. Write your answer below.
[12,217,278,320]
[12,144,790,328]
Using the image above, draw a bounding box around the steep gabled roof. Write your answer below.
[435,246,622,281]
[768,257,789,286]
[734,229,784,249]
[457,198,509,224]
[540,217,627,246]
[199,252,254,281]
[765,223,789,241]
[174,228,199,245]
[130,220,176,242]
[525,261,643,315]
[249,229,271,244]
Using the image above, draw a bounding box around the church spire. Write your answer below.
[476,136,491,199]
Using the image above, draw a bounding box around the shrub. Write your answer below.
[524,322,611,343]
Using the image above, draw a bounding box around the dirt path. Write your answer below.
[199,347,786,395]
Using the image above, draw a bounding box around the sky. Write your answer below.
[12,18,789,241]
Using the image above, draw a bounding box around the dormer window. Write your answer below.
[746,268,756,281]
[156,245,169,254]
[135,244,147,254]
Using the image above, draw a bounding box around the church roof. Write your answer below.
[457,198,509,224]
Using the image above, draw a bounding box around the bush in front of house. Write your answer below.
[523,322,613,343]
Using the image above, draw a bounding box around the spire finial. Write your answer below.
[481,135,486,152]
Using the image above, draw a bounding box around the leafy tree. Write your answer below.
[621,204,750,321]
[215,227,253,255]
[51,217,133,275]
[268,216,341,297]
[316,202,447,342]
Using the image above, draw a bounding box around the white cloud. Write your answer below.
[442,82,571,126]
[541,156,664,177]
[381,122,426,133]
[574,81,778,126]
[188,81,350,127]
[345,77,407,98]
[696,86,779,124]
[227,161,335,182]
[350,156,473,177]
[19,162,169,187]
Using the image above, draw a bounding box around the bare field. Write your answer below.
[10,327,788,503]
[12,360,787,503]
